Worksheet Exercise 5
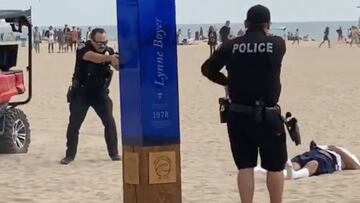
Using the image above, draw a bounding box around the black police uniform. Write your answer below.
[201,27,287,172]
[64,41,119,160]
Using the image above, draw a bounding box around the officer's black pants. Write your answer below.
[65,89,118,159]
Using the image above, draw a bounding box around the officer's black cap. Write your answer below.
[246,4,271,24]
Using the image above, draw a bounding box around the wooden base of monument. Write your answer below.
[123,144,182,203]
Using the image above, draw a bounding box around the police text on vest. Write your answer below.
[232,43,273,53]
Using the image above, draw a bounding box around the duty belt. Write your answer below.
[229,103,278,114]
[229,103,302,146]
[229,103,280,123]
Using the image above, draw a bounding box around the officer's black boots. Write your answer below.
[60,157,75,165]
[110,154,121,161]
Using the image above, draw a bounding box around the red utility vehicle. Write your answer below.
[0,10,32,153]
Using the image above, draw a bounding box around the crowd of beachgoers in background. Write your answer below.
[177,21,360,49]
[2,21,360,55]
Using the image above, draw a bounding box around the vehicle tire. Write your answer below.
[0,108,30,153]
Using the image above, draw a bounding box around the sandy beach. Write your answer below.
[1,40,360,203]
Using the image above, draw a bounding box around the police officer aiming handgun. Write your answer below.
[61,28,120,165]
[202,5,287,203]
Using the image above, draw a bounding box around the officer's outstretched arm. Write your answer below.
[83,51,116,64]
[201,48,230,86]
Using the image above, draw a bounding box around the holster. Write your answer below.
[104,69,114,88]
[67,79,81,103]
[266,108,301,146]
[254,100,265,122]
[264,105,284,135]
[264,106,281,121]
[219,97,230,123]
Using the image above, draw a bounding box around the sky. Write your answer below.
[1,0,360,26]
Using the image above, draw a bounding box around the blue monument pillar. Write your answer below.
[117,0,181,202]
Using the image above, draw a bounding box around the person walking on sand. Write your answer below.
[176,29,182,45]
[48,26,55,53]
[292,28,300,45]
[200,26,204,40]
[187,28,192,40]
[219,20,231,44]
[64,24,71,53]
[77,27,82,42]
[33,26,42,53]
[86,27,92,41]
[319,26,331,48]
[207,26,217,56]
[71,26,79,51]
[349,26,360,47]
[57,28,65,53]
[336,26,343,41]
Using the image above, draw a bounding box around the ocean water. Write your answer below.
[1,21,359,41]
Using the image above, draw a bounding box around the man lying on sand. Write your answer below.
[255,140,360,180]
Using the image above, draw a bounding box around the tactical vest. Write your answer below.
[75,62,112,89]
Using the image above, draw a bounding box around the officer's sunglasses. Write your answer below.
[94,40,108,47]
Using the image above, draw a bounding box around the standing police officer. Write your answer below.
[201,5,287,203]
[61,28,120,165]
